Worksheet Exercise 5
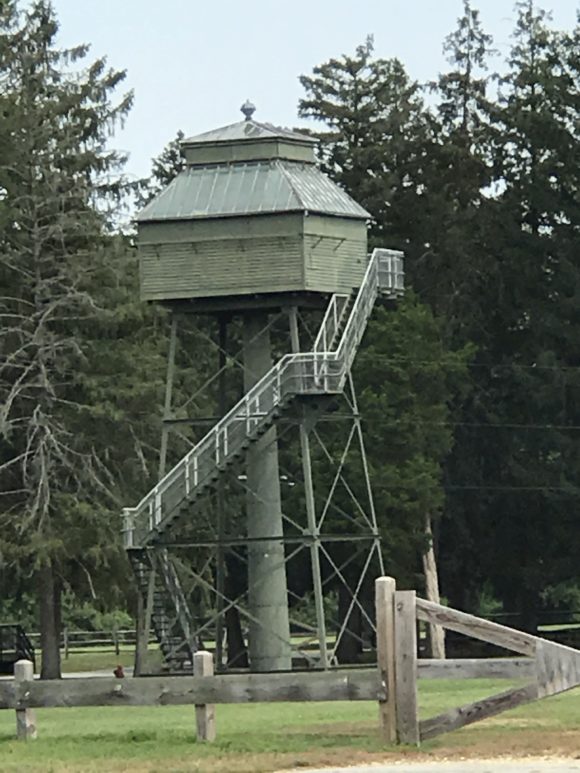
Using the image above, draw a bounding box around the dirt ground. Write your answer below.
[288,762,580,773]
[274,724,580,773]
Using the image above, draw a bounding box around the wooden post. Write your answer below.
[113,625,120,657]
[394,590,419,746]
[422,514,445,659]
[14,660,37,740]
[375,577,397,743]
[194,650,216,742]
[134,569,155,677]
[63,627,69,660]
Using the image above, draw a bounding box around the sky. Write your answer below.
[49,0,579,182]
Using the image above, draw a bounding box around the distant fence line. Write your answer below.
[25,625,334,659]
[24,628,148,658]
[24,613,580,660]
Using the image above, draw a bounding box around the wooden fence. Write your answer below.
[4,576,580,745]
[377,577,580,745]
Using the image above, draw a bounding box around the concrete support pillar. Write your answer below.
[243,311,291,671]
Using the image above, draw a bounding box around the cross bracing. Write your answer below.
[123,248,404,672]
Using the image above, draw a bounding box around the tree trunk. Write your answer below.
[225,605,248,668]
[39,562,61,679]
[225,558,248,668]
[133,591,147,676]
[423,514,446,659]
[518,588,539,634]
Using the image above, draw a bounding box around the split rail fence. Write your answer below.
[3,576,580,745]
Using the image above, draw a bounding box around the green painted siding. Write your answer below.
[139,215,305,302]
[138,212,368,304]
[303,216,368,294]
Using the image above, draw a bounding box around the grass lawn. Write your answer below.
[60,648,137,674]
[58,646,162,674]
[1,679,580,772]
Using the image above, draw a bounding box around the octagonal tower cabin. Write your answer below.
[136,102,371,312]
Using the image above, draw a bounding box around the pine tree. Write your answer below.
[412,0,496,334]
[0,1,138,676]
[299,44,474,629]
[442,1,580,625]
[299,37,428,248]
[135,130,185,208]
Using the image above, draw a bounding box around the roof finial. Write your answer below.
[241,99,256,121]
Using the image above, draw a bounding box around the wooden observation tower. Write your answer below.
[123,103,404,674]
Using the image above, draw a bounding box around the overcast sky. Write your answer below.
[49,0,579,182]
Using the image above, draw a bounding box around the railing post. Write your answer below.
[375,577,397,743]
[122,507,135,549]
[194,650,216,742]
[14,660,37,741]
[394,590,419,746]
[154,490,161,525]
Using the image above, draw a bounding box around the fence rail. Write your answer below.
[5,576,580,746]
[379,578,580,746]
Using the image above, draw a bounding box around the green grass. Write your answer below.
[1,679,580,772]
[60,647,143,674]
[57,646,164,674]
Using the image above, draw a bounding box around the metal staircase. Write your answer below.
[123,248,404,669]
[129,548,196,671]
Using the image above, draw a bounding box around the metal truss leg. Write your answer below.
[289,307,328,669]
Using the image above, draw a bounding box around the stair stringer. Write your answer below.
[129,548,196,671]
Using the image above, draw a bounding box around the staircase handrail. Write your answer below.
[124,248,403,547]
[313,293,350,356]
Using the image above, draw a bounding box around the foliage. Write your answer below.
[0,1,166,675]
[300,1,580,627]
[4,0,580,660]
[299,36,428,249]
[355,297,473,582]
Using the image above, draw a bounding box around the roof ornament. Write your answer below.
[241,99,256,121]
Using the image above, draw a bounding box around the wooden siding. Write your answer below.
[140,236,304,301]
[139,214,305,301]
[138,213,368,303]
[304,215,368,294]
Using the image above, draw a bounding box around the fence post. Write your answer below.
[375,576,397,743]
[194,650,216,742]
[113,625,120,657]
[14,660,37,741]
[63,627,69,660]
[394,590,419,746]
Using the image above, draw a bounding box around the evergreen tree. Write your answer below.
[413,0,496,333]
[135,130,185,209]
[441,1,580,624]
[299,43,473,625]
[299,37,428,249]
[355,297,472,580]
[0,1,149,676]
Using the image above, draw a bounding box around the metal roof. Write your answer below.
[137,160,370,222]
[182,119,315,147]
